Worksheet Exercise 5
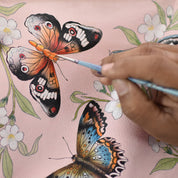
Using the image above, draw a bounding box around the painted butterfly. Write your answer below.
[6,13,102,117]
[47,101,127,178]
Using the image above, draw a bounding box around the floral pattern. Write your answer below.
[0,16,21,45]
[138,14,166,41]
[0,1,178,178]
[0,3,42,178]
[0,125,24,151]
[114,0,178,174]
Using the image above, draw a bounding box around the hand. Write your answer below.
[94,43,178,146]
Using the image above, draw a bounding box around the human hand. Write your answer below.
[94,43,178,146]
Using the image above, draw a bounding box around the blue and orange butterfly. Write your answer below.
[7,14,102,117]
[47,100,127,178]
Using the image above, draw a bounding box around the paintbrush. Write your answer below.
[57,54,178,97]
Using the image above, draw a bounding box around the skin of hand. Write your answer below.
[93,42,178,146]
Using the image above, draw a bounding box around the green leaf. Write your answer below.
[107,85,114,93]
[152,1,166,25]
[0,3,25,16]
[18,135,42,156]
[114,26,141,46]
[18,141,28,156]
[2,148,13,178]
[172,10,178,24]
[163,147,173,155]
[150,158,178,174]
[70,91,86,103]
[0,97,8,107]
[167,24,178,31]
[27,134,42,156]
[14,87,40,119]
[0,147,4,160]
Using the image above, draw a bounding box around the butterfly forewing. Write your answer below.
[77,101,107,158]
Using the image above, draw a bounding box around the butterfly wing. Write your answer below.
[30,60,60,117]
[88,137,127,177]
[25,13,62,51]
[77,100,107,157]
[25,13,102,54]
[56,21,102,54]
[46,162,103,178]
[7,47,47,80]
[7,47,60,117]
[77,101,127,177]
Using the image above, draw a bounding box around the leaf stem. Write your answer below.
[0,48,16,116]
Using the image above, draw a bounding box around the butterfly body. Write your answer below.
[47,101,127,177]
[7,13,102,117]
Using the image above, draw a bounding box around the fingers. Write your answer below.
[112,79,178,144]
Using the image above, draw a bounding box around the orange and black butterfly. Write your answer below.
[7,13,102,117]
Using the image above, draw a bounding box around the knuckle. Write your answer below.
[139,42,156,55]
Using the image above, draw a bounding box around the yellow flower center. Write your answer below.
[3,27,11,34]
[8,134,15,140]
[117,103,121,108]
[148,25,154,31]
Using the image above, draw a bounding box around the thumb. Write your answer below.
[112,79,162,130]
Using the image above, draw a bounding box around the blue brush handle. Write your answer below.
[77,60,178,96]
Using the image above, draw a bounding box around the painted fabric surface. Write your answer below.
[0,0,178,178]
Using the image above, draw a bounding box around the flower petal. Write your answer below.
[113,108,122,119]
[0,129,8,137]
[111,90,118,100]
[144,14,152,25]
[0,107,7,117]
[0,116,8,125]
[154,24,166,38]
[105,101,116,113]
[11,125,19,135]
[152,15,160,26]
[11,29,21,39]
[0,17,7,30]
[2,35,13,45]
[145,31,154,42]
[9,140,17,150]
[1,138,8,147]
[7,19,17,30]
[15,132,24,141]
[138,24,148,33]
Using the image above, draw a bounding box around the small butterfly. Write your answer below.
[7,13,102,117]
[47,101,127,178]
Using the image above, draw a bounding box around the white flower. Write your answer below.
[105,90,122,120]
[0,125,24,151]
[0,16,21,45]
[167,6,173,17]
[0,107,8,125]
[93,80,104,92]
[138,14,166,41]
[148,136,167,153]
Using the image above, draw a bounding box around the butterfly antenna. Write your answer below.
[55,62,68,81]
[62,137,73,156]
[48,157,71,160]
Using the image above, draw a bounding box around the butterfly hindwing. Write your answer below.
[46,162,103,178]
[7,47,47,80]
[88,137,127,177]
[30,60,60,117]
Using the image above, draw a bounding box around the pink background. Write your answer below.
[0,0,177,178]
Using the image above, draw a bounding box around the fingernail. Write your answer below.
[112,79,129,96]
[102,63,114,73]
